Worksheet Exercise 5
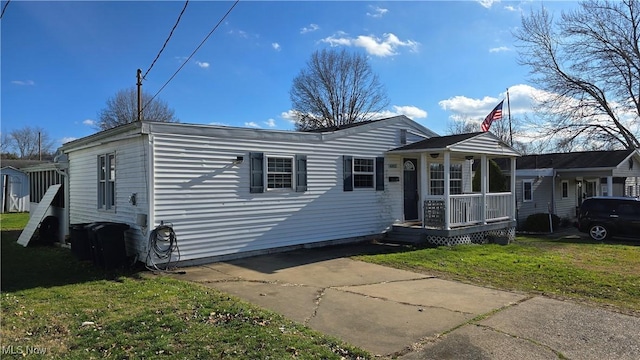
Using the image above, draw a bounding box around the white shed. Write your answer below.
[0,166,30,213]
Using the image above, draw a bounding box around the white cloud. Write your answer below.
[504,5,519,12]
[367,6,388,18]
[300,24,319,34]
[489,46,510,53]
[438,84,545,121]
[62,137,77,144]
[82,119,96,126]
[11,80,35,86]
[244,121,261,128]
[196,61,210,68]
[280,110,299,124]
[264,119,276,127]
[272,43,281,51]
[372,105,428,120]
[322,32,419,57]
[477,0,500,9]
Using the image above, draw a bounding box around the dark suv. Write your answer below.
[576,197,640,241]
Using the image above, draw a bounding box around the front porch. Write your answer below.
[386,132,520,246]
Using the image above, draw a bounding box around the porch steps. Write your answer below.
[384,224,426,245]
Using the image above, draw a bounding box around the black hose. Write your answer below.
[146,223,183,273]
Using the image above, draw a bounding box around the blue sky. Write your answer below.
[2,0,579,149]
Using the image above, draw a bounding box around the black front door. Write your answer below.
[403,158,419,220]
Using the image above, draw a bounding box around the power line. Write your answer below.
[142,0,240,112]
[1,0,11,20]
[142,0,189,80]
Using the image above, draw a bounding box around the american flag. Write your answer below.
[481,100,504,132]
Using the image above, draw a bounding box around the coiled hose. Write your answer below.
[146,223,182,272]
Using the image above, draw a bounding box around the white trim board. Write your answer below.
[17,184,61,247]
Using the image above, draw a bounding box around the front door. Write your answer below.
[403,158,419,220]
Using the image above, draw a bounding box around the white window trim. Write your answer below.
[523,180,533,202]
[561,180,569,199]
[98,153,116,211]
[353,157,375,189]
[265,155,294,192]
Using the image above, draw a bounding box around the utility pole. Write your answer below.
[137,69,143,122]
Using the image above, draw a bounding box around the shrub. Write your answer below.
[522,213,560,232]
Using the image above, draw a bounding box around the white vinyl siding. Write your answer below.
[149,120,428,263]
[67,134,149,259]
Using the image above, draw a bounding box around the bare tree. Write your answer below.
[514,0,640,150]
[290,49,389,130]
[8,126,55,159]
[97,87,179,130]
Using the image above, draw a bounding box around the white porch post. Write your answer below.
[420,153,428,228]
[607,176,613,196]
[481,154,487,224]
[444,152,451,230]
[510,157,516,221]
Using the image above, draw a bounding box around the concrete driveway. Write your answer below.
[173,242,640,359]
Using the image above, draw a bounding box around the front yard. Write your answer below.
[357,236,640,315]
[0,214,368,359]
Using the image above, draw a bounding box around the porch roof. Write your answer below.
[387,131,520,157]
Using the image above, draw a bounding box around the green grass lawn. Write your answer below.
[0,214,368,359]
[357,236,640,314]
[1,212,29,231]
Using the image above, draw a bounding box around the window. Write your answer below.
[450,164,463,195]
[98,153,115,210]
[523,180,533,202]
[399,129,407,145]
[267,156,293,190]
[353,158,374,188]
[250,153,307,193]
[561,181,569,198]
[429,163,444,195]
[343,156,384,191]
[429,163,462,195]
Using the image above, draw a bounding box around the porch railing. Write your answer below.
[423,192,512,229]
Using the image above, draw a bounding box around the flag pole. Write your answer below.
[506,88,513,146]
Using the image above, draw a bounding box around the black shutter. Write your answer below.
[295,154,307,192]
[250,152,264,193]
[376,157,384,191]
[343,155,353,192]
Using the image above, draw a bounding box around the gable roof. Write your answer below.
[303,119,387,133]
[61,115,439,152]
[516,149,636,170]
[390,132,483,151]
[388,131,520,157]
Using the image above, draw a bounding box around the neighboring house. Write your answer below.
[0,166,29,213]
[501,149,640,226]
[45,116,519,266]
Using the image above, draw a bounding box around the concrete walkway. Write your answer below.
[172,242,640,359]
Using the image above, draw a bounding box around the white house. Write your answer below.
[501,149,640,226]
[0,166,29,213]
[46,116,519,266]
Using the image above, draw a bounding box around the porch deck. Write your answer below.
[387,220,516,246]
